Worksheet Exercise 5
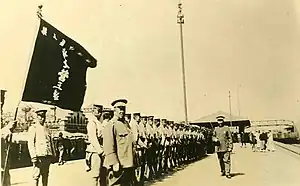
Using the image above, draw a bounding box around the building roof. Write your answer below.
[193,110,248,123]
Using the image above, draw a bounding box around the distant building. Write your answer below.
[48,105,97,135]
[248,120,296,133]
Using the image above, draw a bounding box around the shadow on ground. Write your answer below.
[145,155,210,186]
[230,172,245,178]
[12,181,28,185]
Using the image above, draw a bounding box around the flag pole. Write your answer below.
[228,91,233,127]
[177,2,189,126]
[1,5,43,185]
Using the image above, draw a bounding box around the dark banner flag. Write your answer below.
[22,19,97,111]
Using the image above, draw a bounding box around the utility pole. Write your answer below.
[228,91,233,127]
[237,84,241,117]
[177,2,189,125]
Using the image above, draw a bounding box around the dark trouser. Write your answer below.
[217,152,231,176]
[110,168,135,186]
[146,146,155,179]
[32,156,52,186]
[139,149,146,185]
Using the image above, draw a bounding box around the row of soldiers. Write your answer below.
[127,113,207,184]
[1,99,209,186]
[85,99,208,186]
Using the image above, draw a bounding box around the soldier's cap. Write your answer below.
[161,119,167,122]
[125,113,131,118]
[141,116,148,119]
[133,113,140,116]
[35,109,47,117]
[154,118,160,122]
[216,115,225,121]
[93,104,103,110]
[103,107,112,112]
[147,116,154,121]
[111,99,128,107]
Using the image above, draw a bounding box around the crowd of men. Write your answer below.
[1,99,208,186]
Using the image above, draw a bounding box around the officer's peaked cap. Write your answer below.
[111,99,128,107]
[216,115,225,121]
[148,116,154,120]
[35,109,47,117]
[93,104,103,109]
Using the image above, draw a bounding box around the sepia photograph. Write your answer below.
[1,0,300,186]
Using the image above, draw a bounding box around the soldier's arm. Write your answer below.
[87,121,104,155]
[103,123,119,167]
[1,121,17,139]
[1,125,12,139]
[28,126,37,159]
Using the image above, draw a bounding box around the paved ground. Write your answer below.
[10,144,300,186]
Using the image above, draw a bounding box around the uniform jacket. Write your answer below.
[213,126,233,152]
[28,123,55,158]
[103,117,135,169]
[85,113,104,154]
[129,119,139,142]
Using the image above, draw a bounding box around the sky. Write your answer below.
[0,0,300,122]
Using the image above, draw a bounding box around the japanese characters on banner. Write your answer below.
[22,19,97,111]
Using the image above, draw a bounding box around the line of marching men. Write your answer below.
[5,99,208,186]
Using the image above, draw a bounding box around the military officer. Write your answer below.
[85,104,107,186]
[28,109,56,186]
[213,115,233,179]
[103,99,135,186]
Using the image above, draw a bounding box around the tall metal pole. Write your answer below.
[177,3,189,125]
[237,85,241,117]
[229,91,233,127]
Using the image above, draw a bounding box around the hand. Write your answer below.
[7,120,17,132]
[31,157,39,165]
[112,163,120,172]
[100,151,105,157]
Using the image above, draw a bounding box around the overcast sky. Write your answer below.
[0,0,300,122]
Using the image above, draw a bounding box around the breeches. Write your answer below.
[109,167,135,186]
[32,156,51,182]
[217,152,231,175]
[87,152,107,186]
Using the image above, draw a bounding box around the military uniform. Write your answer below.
[213,115,233,178]
[85,104,106,186]
[28,110,55,186]
[103,99,135,186]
